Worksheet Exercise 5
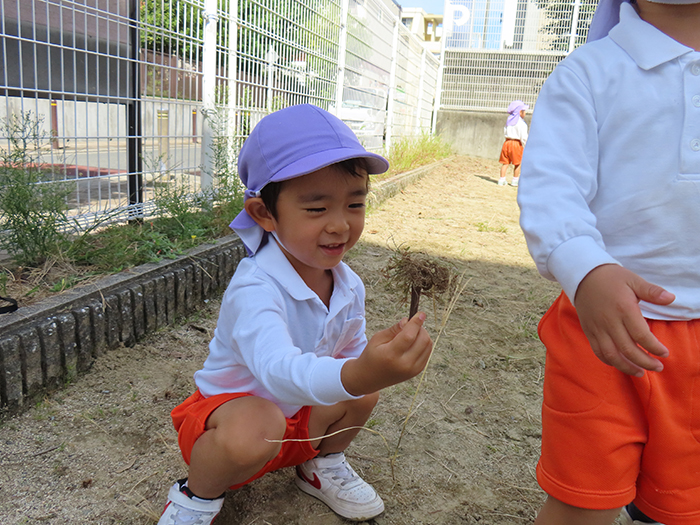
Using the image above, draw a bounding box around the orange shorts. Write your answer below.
[499,139,523,165]
[171,390,319,490]
[537,293,700,523]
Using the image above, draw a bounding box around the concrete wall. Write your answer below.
[435,110,532,160]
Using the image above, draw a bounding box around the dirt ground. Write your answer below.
[0,156,620,524]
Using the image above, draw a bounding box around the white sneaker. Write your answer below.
[295,453,385,521]
[498,177,507,186]
[157,479,224,525]
[510,177,519,187]
[621,503,664,525]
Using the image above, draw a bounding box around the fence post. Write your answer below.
[50,100,60,149]
[200,0,219,191]
[265,46,278,114]
[385,20,400,152]
[227,0,238,166]
[333,0,349,117]
[432,8,448,135]
[415,48,427,134]
[157,109,169,173]
[192,109,197,143]
[127,0,143,220]
[568,0,581,53]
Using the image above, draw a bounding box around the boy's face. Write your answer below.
[269,165,368,281]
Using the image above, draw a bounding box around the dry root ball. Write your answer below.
[383,246,452,318]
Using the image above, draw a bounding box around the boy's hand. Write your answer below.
[341,313,433,396]
[574,264,675,377]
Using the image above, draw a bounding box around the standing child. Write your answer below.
[518,0,700,524]
[156,104,433,525]
[498,100,529,187]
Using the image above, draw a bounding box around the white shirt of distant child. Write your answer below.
[518,1,700,320]
[504,114,528,145]
[194,236,365,418]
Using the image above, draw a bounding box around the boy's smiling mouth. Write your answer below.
[320,242,346,255]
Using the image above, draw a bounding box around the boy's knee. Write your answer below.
[211,399,287,466]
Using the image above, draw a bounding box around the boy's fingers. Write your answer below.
[591,336,646,377]
[617,340,663,374]
[373,319,407,343]
[624,315,669,359]
[410,327,434,358]
[631,277,675,306]
[389,313,419,335]
[368,313,428,355]
[394,312,427,346]
[600,323,664,375]
[414,333,433,365]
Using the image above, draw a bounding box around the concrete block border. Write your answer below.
[0,236,246,415]
[0,158,448,415]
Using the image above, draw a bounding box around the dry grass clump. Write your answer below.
[382,245,452,318]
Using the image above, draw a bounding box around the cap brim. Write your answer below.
[270,147,389,184]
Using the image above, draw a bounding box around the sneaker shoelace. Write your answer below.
[168,503,213,525]
[322,459,360,488]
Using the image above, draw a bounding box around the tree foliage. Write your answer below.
[140,0,340,105]
[535,0,597,51]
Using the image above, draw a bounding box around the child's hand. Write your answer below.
[341,313,433,396]
[574,264,675,377]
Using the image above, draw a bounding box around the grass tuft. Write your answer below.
[376,133,452,182]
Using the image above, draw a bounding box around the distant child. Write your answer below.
[498,100,529,187]
[518,0,700,524]
[156,104,433,525]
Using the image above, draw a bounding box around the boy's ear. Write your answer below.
[245,197,276,232]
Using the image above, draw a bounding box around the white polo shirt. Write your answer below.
[194,239,365,417]
[518,2,700,320]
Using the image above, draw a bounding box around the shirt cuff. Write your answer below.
[547,235,620,305]
[308,357,362,404]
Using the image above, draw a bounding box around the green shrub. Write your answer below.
[66,104,244,274]
[0,112,71,266]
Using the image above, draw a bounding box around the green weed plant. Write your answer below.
[67,103,244,274]
[0,111,71,266]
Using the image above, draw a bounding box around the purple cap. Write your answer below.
[506,100,529,126]
[230,104,389,255]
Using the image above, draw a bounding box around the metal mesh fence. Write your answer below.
[1,0,439,230]
[390,24,440,141]
[439,0,597,112]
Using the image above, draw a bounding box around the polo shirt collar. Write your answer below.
[609,2,693,70]
[253,238,359,306]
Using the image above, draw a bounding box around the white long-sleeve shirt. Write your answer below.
[194,239,365,417]
[518,2,700,320]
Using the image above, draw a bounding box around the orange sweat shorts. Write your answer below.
[536,293,700,524]
[171,390,319,490]
[499,139,523,166]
